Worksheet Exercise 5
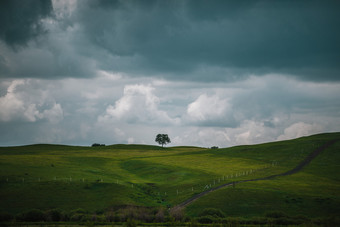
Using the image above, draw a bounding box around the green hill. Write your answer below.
[0,132,339,222]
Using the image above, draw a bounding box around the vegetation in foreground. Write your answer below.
[0,132,339,226]
[1,206,339,226]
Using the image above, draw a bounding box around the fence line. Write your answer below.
[1,161,280,198]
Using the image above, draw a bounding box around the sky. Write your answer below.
[0,0,339,147]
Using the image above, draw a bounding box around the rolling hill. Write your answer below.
[0,132,339,223]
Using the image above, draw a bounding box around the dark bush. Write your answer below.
[80,214,91,222]
[273,217,295,225]
[46,208,63,222]
[113,212,121,222]
[0,212,14,222]
[211,146,219,149]
[70,208,88,216]
[250,216,267,225]
[69,208,89,222]
[95,209,105,215]
[212,223,223,227]
[188,218,200,227]
[154,207,165,222]
[312,217,322,225]
[117,206,155,223]
[125,218,137,227]
[92,143,105,147]
[197,215,215,224]
[222,217,241,226]
[70,213,86,222]
[265,210,287,218]
[17,209,45,222]
[323,216,340,226]
[105,211,115,222]
[198,208,225,218]
[169,207,184,222]
[292,214,310,224]
[94,214,106,222]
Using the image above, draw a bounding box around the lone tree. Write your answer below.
[155,134,171,147]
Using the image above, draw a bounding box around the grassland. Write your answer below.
[0,132,339,221]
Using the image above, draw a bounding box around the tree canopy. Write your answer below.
[155,134,171,147]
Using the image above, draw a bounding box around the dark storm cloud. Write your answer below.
[0,0,339,81]
[78,0,340,81]
[0,0,53,47]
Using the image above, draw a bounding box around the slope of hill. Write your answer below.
[0,132,339,220]
[185,133,340,218]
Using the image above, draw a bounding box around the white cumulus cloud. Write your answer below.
[99,84,179,125]
[186,93,236,127]
[277,122,324,141]
[0,80,63,123]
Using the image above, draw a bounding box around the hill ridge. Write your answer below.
[173,137,340,210]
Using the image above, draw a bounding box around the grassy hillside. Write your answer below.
[0,132,339,220]
[185,133,340,218]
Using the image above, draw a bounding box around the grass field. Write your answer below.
[0,132,339,221]
[185,133,340,218]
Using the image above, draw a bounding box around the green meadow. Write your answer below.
[0,132,339,224]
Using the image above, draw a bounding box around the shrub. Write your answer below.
[273,217,295,225]
[0,212,14,222]
[198,208,225,218]
[165,216,178,227]
[68,209,89,222]
[169,207,184,221]
[92,143,105,147]
[250,216,267,225]
[70,213,86,222]
[155,207,165,222]
[188,218,199,227]
[197,215,215,224]
[70,208,88,216]
[105,211,115,222]
[117,206,155,223]
[291,214,310,225]
[125,218,137,227]
[95,214,106,222]
[17,209,45,222]
[323,216,340,226]
[46,208,63,222]
[212,223,223,227]
[265,210,287,218]
[222,217,240,226]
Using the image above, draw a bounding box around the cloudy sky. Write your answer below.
[0,0,339,147]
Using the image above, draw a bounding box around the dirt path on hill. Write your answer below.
[173,138,339,210]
